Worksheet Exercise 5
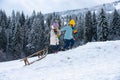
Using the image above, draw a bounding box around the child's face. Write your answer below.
[69,24,73,27]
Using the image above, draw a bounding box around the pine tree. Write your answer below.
[0,10,7,29]
[22,16,31,54]
[30,12,45,52]
[5,17,10,52]
[0,10,7,51]
[97,9,109,41]
[0,28,7,50]
[19,12,25,26]
[46,14,52,27]
[110,9,120,40]
[92,12,97,41]
[84,11,93,43]
[76,16,84,42]
[19,12,26,54]
[14,12,23,58]
[7,11,16,53]
[13,23,23,59]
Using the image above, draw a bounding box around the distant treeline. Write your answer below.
[0,8,120,61]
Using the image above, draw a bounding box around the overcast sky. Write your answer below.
[0,0,118,15]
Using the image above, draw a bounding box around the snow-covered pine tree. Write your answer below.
[71,14,78,22]
[19,12,25,26]
[0,10,8,61]
[0,28,7,50]
[5,17,11,53]
[97,8,109,41]
[6,11,16,54]
[23,16,31,56]
[110,9,120,40]
[0,10,7,51]
[19,12,26,52]
[46,14,52,28]
[76,15,84,43]
[84,11,93,43]
[14,23,22,59]
[92,12,97,41]
[26,11,37,54]
[29,12,45,52]
[13,12,24,59]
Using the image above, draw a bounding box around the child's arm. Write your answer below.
[60,26,67,32]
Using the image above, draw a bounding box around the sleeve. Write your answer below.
[60,26,67,32]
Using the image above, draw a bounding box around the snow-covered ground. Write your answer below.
[0,40,120,80]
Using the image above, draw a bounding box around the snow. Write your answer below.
[0,40,120,80]
[107,11,113,14]
[114,3,120,10]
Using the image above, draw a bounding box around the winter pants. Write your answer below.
[49,45,59,53]
[63,39,74,50]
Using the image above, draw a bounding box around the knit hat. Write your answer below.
[69,19,76,26]
[53,21,59,29]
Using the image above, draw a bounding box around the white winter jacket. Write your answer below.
[50,29,59,45]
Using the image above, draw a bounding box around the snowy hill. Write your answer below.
[0,40,120,80]
[45,0,120,17]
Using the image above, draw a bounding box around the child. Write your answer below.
[50,20,60,53]
[60,19,78,51]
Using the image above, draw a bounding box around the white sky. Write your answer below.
[0,0,118,15]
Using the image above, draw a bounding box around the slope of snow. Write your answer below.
[0,40,120,80]
[50,1,120,17]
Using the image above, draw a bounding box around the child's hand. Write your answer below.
[59,31,61,35]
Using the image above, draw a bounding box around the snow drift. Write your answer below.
[0,40,120,80]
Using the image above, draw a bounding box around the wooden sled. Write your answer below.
[21,48,48,66]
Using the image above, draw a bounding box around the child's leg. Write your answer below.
[70,39,74,49]
[54,45,59,53]
[63,39,70,50]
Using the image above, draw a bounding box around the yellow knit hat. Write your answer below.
[69,19,76,26]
